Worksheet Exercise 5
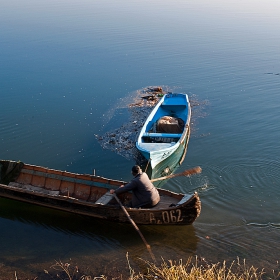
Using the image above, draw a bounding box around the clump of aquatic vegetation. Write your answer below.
[40,255,279,280]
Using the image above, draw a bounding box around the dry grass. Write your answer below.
[43,259,107,280]
[131,256,267,280]
[39,255,280,280]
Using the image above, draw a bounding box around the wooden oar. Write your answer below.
[150,166,202,182]
[144,158,151,173]
[113,193,156,263]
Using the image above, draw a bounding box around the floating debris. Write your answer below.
[95,86,169,161]
[95,86,209,161]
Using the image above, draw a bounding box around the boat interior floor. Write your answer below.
[153,195,179,210]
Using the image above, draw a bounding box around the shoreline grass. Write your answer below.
[40,254,280,280]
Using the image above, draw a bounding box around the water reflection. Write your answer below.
[0,196,198,249]
[0,196,199,277]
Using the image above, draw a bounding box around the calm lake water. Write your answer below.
[1,0,280,278]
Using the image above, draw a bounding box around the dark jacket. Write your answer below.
[115,172,160,208]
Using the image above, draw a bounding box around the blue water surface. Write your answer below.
[0,0,280,278]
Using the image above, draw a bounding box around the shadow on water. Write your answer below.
[0,196,199,278]
[0,193,200,278]
[0,196,199,251]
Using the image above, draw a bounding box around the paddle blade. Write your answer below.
[182,166,202,176]
[150,166,202,182]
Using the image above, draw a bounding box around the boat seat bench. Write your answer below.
[143,132,181,138]
[8,182,60,196]
[160,104,187,110]
[94,191,114,205]
[8,182,114,205]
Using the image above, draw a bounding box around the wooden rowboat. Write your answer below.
[136,93,191,169]
[0,160,201,225]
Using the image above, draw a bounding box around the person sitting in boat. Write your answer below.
[110,165,160,208]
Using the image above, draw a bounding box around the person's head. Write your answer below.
[131,165,142,176]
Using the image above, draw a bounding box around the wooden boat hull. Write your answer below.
[0,160,201,225]
[136,93,191,169]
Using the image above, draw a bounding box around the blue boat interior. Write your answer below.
[141,104,188,144]
[145,105,187,132]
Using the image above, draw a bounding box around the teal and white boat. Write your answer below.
[136,93,191,169]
